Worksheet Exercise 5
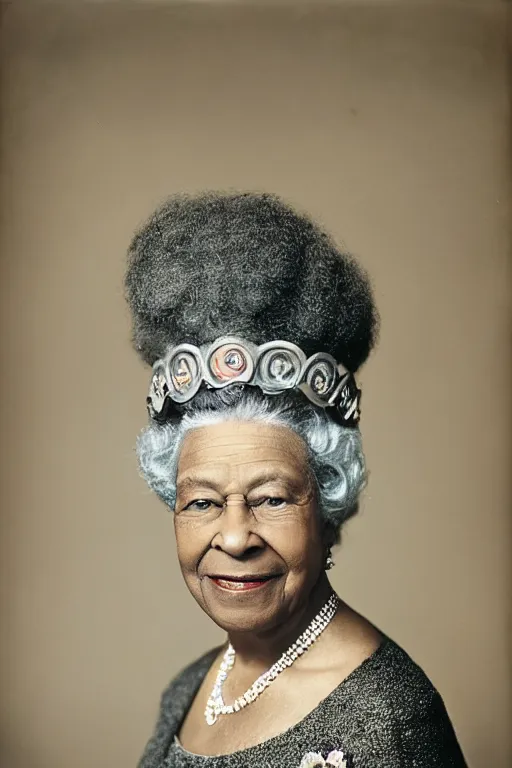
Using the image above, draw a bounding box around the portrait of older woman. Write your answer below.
[2,2,510,766]
[124,192,468,768]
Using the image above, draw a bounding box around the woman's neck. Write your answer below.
[226,573,337,669]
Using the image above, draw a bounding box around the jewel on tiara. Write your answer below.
[146,337,362,427]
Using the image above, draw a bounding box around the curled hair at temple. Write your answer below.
[136,387,367,542]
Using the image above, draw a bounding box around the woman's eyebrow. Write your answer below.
[177,471,303,495]
[176,476,221,495]
[245,471,301,492]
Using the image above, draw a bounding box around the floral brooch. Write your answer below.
[298,749,350,768]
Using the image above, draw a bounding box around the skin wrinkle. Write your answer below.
[173,421,331,664]
[177,470,306,497]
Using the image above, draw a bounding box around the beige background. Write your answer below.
[0,2,510,766]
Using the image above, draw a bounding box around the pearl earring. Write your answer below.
[325,550,334,570]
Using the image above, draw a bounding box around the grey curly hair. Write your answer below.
[136,387,366,543]
[125,191,378,538]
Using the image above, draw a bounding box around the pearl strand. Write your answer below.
[205,592,340,726]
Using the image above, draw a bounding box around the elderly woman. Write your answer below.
[125,193,467,768]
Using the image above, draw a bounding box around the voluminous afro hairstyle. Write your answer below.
[125,191,379,370]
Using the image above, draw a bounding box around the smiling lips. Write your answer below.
[209,574,278,591]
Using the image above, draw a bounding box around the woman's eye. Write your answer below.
[184,499,215,512]
[255,497,287,509]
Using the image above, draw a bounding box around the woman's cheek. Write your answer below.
[174,519,205,575]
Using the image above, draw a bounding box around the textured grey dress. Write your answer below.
[138,637,468,768]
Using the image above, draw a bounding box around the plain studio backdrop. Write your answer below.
[0,1,510,766]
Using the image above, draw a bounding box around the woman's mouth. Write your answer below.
[209,575,277,591]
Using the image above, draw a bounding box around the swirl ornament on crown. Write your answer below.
[146,337,362,428]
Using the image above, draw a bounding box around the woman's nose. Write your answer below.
[212,495,263,557]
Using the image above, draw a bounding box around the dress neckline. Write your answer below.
[170,635,392,762]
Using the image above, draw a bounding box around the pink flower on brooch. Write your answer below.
[299,750,348,768]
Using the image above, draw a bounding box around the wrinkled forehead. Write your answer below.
[177,420,310,488]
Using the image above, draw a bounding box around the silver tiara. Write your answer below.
[146,336,362,427]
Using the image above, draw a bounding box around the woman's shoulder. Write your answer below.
[330,636,442,717]
[316,637,467,766]
[360,635,437,689]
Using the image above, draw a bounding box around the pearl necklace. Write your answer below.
[205,592,340,726]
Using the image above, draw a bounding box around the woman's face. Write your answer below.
[173,421,326,634]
